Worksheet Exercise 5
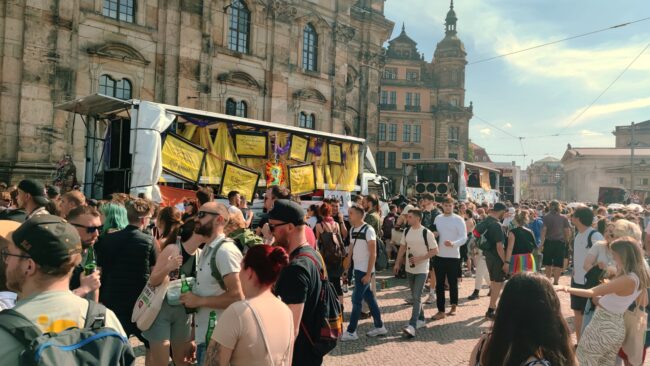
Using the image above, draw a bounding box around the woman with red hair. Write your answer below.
[207,245,294,366]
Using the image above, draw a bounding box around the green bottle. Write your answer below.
[205,311,217,345]
[84,246,97,275]
[180,274,195,314]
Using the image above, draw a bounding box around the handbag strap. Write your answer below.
[244,300,292,366]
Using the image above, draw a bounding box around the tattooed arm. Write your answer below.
[205,340,233,366]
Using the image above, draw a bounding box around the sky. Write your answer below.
[383,0,650,168]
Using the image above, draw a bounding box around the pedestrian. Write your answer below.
[420,193,440,304]
[207,245,293,366]
[179,202,244,365]
[143,205,197,366]
[58,190,86,219]
[315,201,345,305]
[475,202,507,319]
[557,238,650,366]
[99,202,129,235]
[238,196,254,228]
[15,179,49,221]
[95,198,158,360]
[182,199,198,223]
[227,190,243,217]
[0,220,20,310]
[504,210,537,274]
[382,204,398,259]
[431,197,467,320]
[462,208,476,277]
[0,215,129,365]
[540,200,572,285]
[567,206,605,343]
[67,206,103,302]
[393,209,438,338]
[470,272,576,366]
[271,199,329,365]
[340,205,387,341]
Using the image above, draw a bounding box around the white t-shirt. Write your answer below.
[350,224,377,273]
[194,235,243,345]
[588,240,614,267]
[228,205,243,217]
[400,226,438,274]
[434,214,468,259]
[573,228,605,285]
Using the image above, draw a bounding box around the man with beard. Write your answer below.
[181,202,243,366]
[67,206,102,301]
[272,199,327,365]
[95,198,157,357]
[13,179,49,222]
[0,215,126,364]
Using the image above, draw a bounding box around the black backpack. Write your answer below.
[317,223,346,268]
[0,300,135,366]
[403,226,432,251]
[295,252,342,357]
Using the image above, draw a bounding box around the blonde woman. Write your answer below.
[556,238,650,366]
[505,210,537,274]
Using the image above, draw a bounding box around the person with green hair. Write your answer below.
[100,202,129,235]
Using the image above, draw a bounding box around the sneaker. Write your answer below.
[340,331,359,341]
[366,326,388,337]
[431,311,446,321]
[424,293,435,304]
[485,308,495,320]
[468,290,480,300]
[416,320,426,329]
[402,325,416,338]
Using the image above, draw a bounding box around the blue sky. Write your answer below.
[384,0,650,168]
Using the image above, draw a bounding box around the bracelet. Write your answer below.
[504,260,510,264]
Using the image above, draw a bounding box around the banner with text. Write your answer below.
[161,133,206,183]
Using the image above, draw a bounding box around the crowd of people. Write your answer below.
[0,178,649,366]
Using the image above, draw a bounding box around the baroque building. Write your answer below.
[0,0,393,183]
[375,1,472,187]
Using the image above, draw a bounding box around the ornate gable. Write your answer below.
[87,42,150,65]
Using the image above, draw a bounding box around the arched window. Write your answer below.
[299,112,315,129]
[302,24,318,71]
[99,74,132,100]
[228,0,251,53]
[236,101,247,118]
[226,98,248,117]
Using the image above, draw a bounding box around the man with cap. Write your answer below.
[0,215,126,364]
[16,179,49,221]
[181,202,243,366]
[272,199,328,365]
[473,202,507,319]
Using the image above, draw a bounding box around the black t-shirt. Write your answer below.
[509,226,536,255]
[421,208,440,232]
[479,216,505,254]
[274,245,323,363]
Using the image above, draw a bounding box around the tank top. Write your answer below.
[599,273,642,314]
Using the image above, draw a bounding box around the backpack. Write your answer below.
[583,230,604,288]
[382,214,396,240]
[295,251,342,357]
[352,224,389,271]
[210,237,240,290]
[317,222,346,268]
[472,221,493,252]
[0,300,135,366]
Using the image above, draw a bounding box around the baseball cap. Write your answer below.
[17,179,48,206]
[268,199,305,226]
[11,215,82,268]
[492,202,507,212]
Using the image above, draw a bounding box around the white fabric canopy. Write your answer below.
[129,102,174,203]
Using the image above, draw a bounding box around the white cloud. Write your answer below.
[480,128,492,136]
[563,96,650,126]
[503,122,512,128]
[580,129,604,136]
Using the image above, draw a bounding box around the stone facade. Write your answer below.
[0,0,394,184]
[613,120,650,149]
[375,1,472,188]
[524,157,563,201]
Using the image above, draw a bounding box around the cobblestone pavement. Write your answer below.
[133,271,579,366]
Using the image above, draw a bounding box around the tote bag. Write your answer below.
[131,276,170,331]
[622,290,648,366]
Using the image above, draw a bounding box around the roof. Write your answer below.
[562,147,650,162]
[388,24,417,46]
[55,94,132,115]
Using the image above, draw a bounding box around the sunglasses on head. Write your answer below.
[71,223,101,234]
[197,211,220,219]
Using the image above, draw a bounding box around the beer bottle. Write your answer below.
[205,311,217,345]
[407,249,415,268]
[180,274,195,314]
[84,246,97,275]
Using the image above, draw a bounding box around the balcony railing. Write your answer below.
[379,103,397,111]
[405,105,421,112]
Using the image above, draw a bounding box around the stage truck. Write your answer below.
[400,158,502,204]
[55,95,389,209]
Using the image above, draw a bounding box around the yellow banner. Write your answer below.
[328,143,342,165]
[289,135,309,162]
[234,132,268,158]
[288,164,316,195]
[219,161,260,203]
[161,133,206,182]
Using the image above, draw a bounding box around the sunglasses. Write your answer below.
[269,222,291,232]
[1,248,31,262]
[71,223,101,234]
[197,211,220,219]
